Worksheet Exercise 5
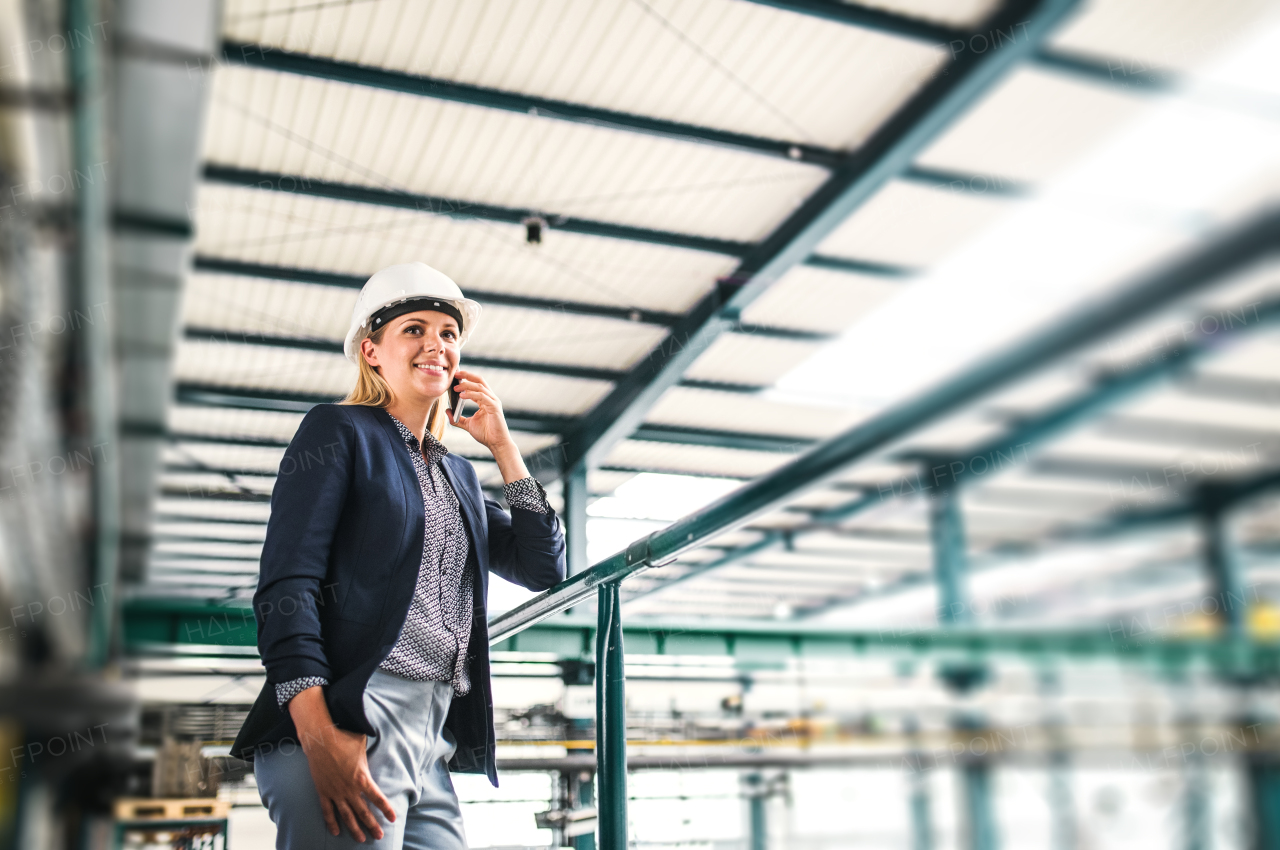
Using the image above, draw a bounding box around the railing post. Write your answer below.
[596,581,627,850]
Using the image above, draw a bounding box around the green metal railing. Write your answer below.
[485,208,1280,849]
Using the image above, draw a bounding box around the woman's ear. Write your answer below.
[360,335,379,368]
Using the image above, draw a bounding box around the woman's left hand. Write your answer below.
[448,369,513,451]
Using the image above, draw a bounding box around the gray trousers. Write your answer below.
[255,670,468,849]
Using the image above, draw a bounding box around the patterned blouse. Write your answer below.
[275,416,550,708]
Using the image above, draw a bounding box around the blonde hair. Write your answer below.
[340,322,449,441]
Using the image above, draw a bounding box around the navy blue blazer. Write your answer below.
[231,404,566,785]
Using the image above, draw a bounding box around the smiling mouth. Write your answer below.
[415,364,447,376]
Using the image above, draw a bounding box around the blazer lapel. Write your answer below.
[373,408,425,572]
[440,453,484,561]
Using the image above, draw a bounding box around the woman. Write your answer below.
[231,262,567,849]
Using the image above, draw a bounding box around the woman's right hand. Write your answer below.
[289,686,396,841]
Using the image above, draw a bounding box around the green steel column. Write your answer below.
[68,0,119,669]
[930,484,970,625]
[566,460,589,576]
[596,582,627,850]
[1247,756,1280,850]
[1202,503,1247,639]
[960,760,998,850]
[910,763,933,850]
[575,769,597,850]
[745,773,767,850]
[1183,757,1210,850]
[906,717,933,850]
[932,485,996,850]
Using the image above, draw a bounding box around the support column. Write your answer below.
[1202,502,1247,639]
[930,484,970,625]
[930,482,996,850]
[565,460,589,576]
[596,582,627,850]
[908,746,933,850]
[68,0,119,668]
[744,773,767,850]
[574,769,597,850]
[960,760,998,850]
[1246,756,1280,850]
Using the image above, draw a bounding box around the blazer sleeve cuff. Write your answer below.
[276,676,329,709]
[266,657,332,685]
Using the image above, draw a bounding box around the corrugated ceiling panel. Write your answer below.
[646,386,864,439]
[682,333,821,386]
[604,439,793,478]
[154,521,266,542]
[173,340,613,415]
[587,468,638,496]
[204,66,829,243]
[163,443,285,475]
[465,306,668,371]
[1196,334,1280,382]
[441,428,560,460]
[886,412,1012,456]
[739,265,904,333]
[1121,391,1280,433]
[193,184,731,314]
[223,0,948,151]
[174,340,355,396]
[815,180,1012,268]
[183,273,356,340]
[915,67,1148,184]
[168,406,304,442]
[1047,0,1276,71]
[155,497,272,523]
[1037,433,1272,472]
[183,273,670,371]
[160,471,273,497]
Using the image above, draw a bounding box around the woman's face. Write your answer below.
[360,309,460,403]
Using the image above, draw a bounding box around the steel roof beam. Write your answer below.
[165,384,821,457]
[193,256,687,327]
[182,327,629,383]
[741,1,1173,94]
[534,0,1079,486]
[203,163,752,257]
[200,164,913,283]
[191,258,840,343]
[220,41,842,168]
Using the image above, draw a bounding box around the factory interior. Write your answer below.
[0,0,1278,847]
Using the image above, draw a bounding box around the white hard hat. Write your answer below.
[344,263,483,364]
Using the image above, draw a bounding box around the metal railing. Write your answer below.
[486,208,1280,850]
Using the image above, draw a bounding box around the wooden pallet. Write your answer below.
[113,798,230,821]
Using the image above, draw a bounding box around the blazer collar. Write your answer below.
[439,453,483,552]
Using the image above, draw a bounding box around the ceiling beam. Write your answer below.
[183,327,628,383]
[220,40,842,169]
[537,0,1080,484]
[193,255,686,327]
[190,256,840,342]
[741,1,1173,95]
[165,384,819,458]
[200,164,913,284]
[202,163,753,257]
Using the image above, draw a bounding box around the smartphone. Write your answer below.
[449,379,466,422]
